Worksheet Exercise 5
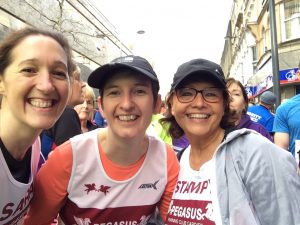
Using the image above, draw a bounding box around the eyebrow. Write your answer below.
[18,59,67,70]
[104,82,150,90]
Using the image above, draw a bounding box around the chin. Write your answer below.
[30,119,57,130]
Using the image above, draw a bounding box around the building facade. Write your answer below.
[0,0,132,82]
[221,0,300,103]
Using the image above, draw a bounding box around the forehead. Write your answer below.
[181,81,219,89]
[228,82,242,91]
[11,35,67,63]
[103,71,152,88]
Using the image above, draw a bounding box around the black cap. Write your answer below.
[88,55,158,89]
[171,58,226,90]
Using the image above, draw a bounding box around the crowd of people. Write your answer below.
[0,26,299,225]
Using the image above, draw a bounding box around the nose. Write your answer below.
[82,100,88,108]
[192,92,206,106]
[229,93,234,102]
[120,93,134,110]
[36,71,55,93]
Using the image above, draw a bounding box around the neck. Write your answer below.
[0,108,40,160]
[80,119,88,133]
[1,127,40,160]
[188,128,225,170]
[99,128,149,166]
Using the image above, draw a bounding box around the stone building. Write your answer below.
[221,0,300,103]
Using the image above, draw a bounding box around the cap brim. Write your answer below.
[88,63,158,89]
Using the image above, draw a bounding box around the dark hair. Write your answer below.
[226,77,249,113]
[160,73,234,139]
[99,68,160,107]
[0,26,74,76]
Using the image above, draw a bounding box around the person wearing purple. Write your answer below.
[226,78,273,142]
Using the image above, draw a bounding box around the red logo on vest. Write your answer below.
[84,183,111,195]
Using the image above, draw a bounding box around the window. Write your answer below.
[251,45,258,62]
[262,27,268,52]
[283,0,300,40]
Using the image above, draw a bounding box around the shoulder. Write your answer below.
[226,130,293,164]
[46,140,73,172]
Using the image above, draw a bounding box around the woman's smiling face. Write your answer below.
[170,81,225,139]
[0,35,70,131]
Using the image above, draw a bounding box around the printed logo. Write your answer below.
[139,215,152,225]
[84,183,111,195]
[73,216,91,225]
[138,180,159,190]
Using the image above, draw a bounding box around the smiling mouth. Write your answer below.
[188,113,210,119]
[29,99,54,108]
[118,115,138,121]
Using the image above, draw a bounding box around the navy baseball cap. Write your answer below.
[170,58,226,90]
[88,55,158,89]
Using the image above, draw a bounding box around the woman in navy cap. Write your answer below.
[25,55,179,224]
[162,58,300,225]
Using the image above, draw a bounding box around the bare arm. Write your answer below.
[274,132,290,151]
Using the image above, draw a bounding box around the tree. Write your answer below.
[0,0,131,66]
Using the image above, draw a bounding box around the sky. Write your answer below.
[91,0,233,97]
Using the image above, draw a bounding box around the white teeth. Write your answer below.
[118,115,137,121]
[188,114,209,119]
[29,99,52,108]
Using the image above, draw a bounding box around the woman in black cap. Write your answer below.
[162,58,300,225]
[25,55,179,224]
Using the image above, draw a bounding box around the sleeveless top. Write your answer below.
[0,138,40,225]
[60,130,168,224]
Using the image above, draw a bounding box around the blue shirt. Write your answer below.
[247,104,274,133]
[273,94,300,156]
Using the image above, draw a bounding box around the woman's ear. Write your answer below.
[97,96,105,118]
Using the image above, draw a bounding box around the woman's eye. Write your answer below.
[107,90,120,96]
[21,68,37,74]
[178,89,194,96]
[135,89,147,95]
[53,71,67,79]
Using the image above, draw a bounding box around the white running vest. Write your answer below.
[166,146,222,225]
[60,130,168,225]
[0,138,40,225]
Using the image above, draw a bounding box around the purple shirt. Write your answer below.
[238,114,273,142]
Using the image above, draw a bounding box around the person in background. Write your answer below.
[24,55,179,225]
[93,95,107,128]
[172,134,189,153]
[0,27,72,225]
[146,102,172,146]
[161,58,300,225]
[273,61,300,166]
[74,82,98,132]
[247,90,276,135]
[226,78,273,141]
[40,64,85,160]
